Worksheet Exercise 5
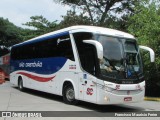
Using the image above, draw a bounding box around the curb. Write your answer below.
[144,97,160,102]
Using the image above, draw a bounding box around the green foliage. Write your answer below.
[128,0,160,67]
[23,15,58,39]
[59,10,92,27]
[24,16,57,31]
[128,0,160,96]
[0,16,58,46]
[0,17,22,47]
[54,0,140,26]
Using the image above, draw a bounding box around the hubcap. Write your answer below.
[66,88,75,101]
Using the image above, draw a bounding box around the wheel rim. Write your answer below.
[66,88,75,101]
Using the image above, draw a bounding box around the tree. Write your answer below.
[128,0,160,67]
[128,0,160,97]
[23,15,58,37]
[22,14,91,39]
[59,10,92,28]
[0,17,22,47]
[54,0,140,26]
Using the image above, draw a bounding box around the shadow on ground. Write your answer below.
[13,87,144,112]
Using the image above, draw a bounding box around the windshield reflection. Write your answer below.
[95,34,143,81]
[97,36,123,61]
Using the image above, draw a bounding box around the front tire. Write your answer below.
[18,78,24,91]
[63,84,78,105]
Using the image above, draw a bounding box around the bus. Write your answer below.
[0,46,10,81]
[10,26,155,105]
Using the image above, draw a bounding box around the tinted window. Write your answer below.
[11,34,75,61]
[73,32,98,75]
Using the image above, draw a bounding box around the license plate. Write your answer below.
[124,97,132,101]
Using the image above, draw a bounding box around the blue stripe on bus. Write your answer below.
[10,57,67,75]
[13,31,69,47]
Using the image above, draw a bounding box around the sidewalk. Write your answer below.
[144,97,160,102]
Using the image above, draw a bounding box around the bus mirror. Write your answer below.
[83,40,103,59]
[139,45,155,62]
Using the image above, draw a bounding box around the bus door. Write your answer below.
[78,47,97,103]
[78,73,97,103]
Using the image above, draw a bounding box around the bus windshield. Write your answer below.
[95,34,143,83]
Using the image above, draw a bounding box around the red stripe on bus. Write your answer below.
[17,72,55,82]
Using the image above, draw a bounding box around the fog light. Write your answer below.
[104,96,110,101]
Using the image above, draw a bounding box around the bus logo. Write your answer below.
[116,85,120,90]
[86,88,93,95]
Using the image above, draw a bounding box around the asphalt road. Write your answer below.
[0,82,160,120]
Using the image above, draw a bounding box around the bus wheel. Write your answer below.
[18,78,24,91]
[63,84,78,105]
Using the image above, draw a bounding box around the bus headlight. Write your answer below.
[96,82,114,92]
[104,96,110,101]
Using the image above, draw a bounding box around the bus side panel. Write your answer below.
[10,70,61,95]
[10,72,19,86]
[57,60,79,97]
[9,57,67,92]
[10,59,79,97]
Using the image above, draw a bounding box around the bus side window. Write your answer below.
[57,38,75,61]
[73,32,97,75]
[11,34,75,61]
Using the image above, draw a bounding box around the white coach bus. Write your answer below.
[10,26,155,104]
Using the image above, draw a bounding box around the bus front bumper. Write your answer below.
[96,89,145,105]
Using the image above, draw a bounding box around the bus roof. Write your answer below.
[13,25,135,47]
